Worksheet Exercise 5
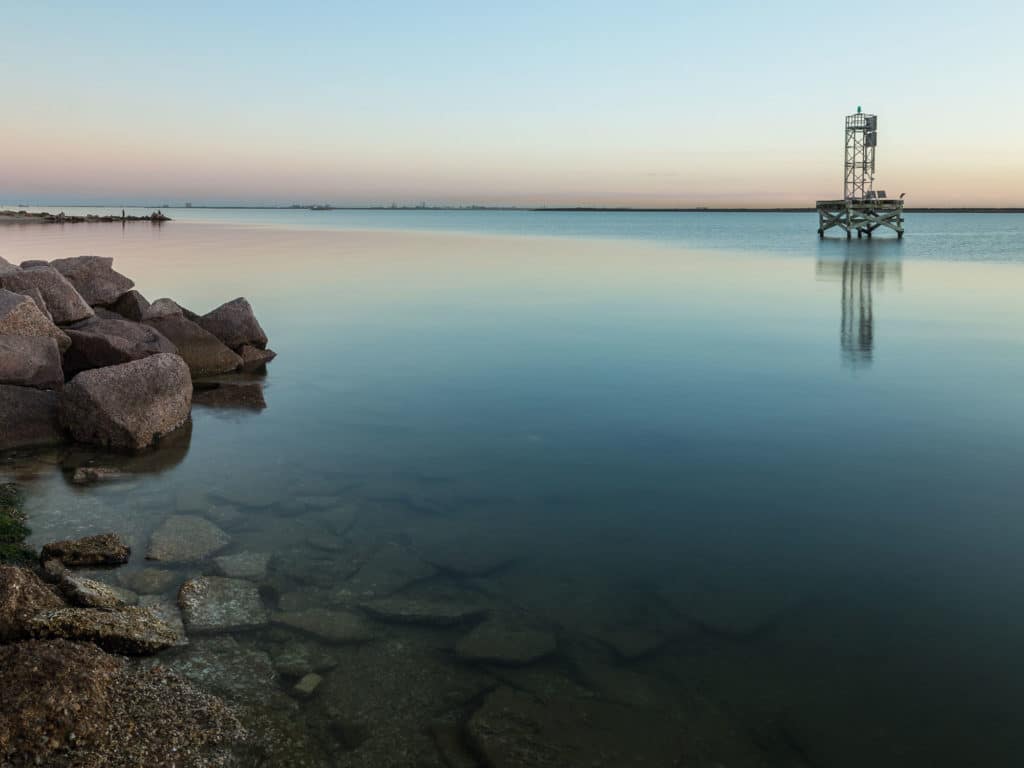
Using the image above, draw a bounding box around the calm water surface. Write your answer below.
[1,211,1023,766]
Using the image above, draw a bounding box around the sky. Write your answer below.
[2,1,1021,208]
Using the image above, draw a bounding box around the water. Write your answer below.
[2,211,1023,766]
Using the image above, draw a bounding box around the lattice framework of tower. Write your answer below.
[816,108,903,239]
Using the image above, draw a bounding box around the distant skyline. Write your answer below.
[4,2,1022,207]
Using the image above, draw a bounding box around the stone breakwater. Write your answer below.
[0,254,276,452]
[0,209,171,224]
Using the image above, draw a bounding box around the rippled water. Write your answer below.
[2,211,1024,766]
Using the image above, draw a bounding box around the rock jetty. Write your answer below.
[0,208,171,224]
[0,255,275,452]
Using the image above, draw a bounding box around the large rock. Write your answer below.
[50,255,134,306]
[58,353,192,450]
[178,576,268,632]
[40,532,131,567]
[0,256,17,276]
[0,265,93,324]
[108,288,151,321]
[0,385,64,451]
[146,515,230,562]
[143,308,242,377]
[0,335,62,389]
[0,288,71,352]
[63,316,177,376]
[0,565,65,642]
[197,297,268,351]
[0,639,245,766]
[192,380,266,410]
[26,605,178,654]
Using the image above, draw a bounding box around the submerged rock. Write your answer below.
[197,297,268,351]
[146,514,230,562]
[0,265,94,324]
[332,542,436,602]
[0,335,63,389]
[0,638,246,767]
[455,619,557,665]
[0,384,64,452]
[58,353,192,451]
[178,576,268,632]
[0,288,71,352]
[292,672,322,699]
[50,255,134,307]
[27,605,178,654]
[0,564,64,642]
[63,316,177,376]
[192,379,266,410]
[138,594,189,646]
[361,595,488,627]
[466,685,688,768]
[70,466,131,485]
[40,532,131,567]
[270,607,372,643]
[118,567,180,595]
[214,551,270,580]
[159,634,279,704]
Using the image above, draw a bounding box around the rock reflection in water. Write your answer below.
[816,255,902,367]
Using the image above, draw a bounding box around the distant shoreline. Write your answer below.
[4,205,1023,214]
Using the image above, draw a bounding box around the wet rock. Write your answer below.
[0,335,63,389]
[178,576,268,632]
[239,344,277,371]
[271,607,372,643]
[470,686,690,768]
[70,466,130,485]
[59,353,192,451]
[0,384,63,451]
[138,594,189,646]
[192,379,266,410]
[0,288,71,351]
[197,297,268,350]
[108,288,151,321]
[332,542,436,602]
[456,619,557,665]
[292,672,322,699]
[118,567,179,594]
[214,551,270,580]
[0,638,245,767]
[143,311,242,377]
[40,532,131,567]
[50,255,134,306]
[0,265,93,324]
[0,564,64,641]
[361,595,488,627]
[27,605,178,654]
[146,514,230,562]
[63,316,177,376]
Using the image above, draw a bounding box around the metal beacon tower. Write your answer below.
[816,107,904,239]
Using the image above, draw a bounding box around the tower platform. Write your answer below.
[816,198,904,239]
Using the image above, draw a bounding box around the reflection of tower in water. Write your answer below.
[815,258,901,366]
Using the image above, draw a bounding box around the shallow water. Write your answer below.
[2,212,1024,766]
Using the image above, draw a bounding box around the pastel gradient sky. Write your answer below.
[2,1,1021,207]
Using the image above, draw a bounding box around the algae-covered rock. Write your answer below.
[40,532,131,567]
[0,565,65,641]
[0,638,246,767]
[27,605,178,655]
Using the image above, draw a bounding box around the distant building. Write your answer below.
[185,202,192,208]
